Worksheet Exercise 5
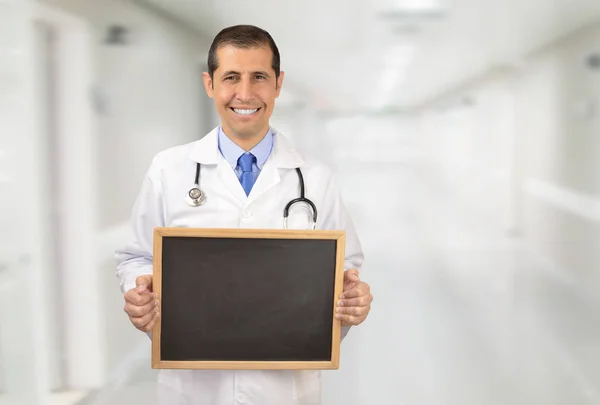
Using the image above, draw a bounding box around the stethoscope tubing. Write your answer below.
[188,163,317,229]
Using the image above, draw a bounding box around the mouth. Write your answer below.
[230,107,260,116]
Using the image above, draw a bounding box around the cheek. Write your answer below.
[214,88,233,105]
[256,87,277,103]
[259,94,276,108]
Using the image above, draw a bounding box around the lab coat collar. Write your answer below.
[190,126,305,169]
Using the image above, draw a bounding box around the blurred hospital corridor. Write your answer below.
[73,159,600,405]
[2,0,600,404]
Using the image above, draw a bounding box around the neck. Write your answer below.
[222,126,269,151]
[234,137,262,152]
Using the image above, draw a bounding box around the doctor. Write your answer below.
[116,24,373,405]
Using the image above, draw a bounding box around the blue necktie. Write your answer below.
[238,153,256,196]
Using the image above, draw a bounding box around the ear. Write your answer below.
[275,71,285,97]
[202,72,214,98]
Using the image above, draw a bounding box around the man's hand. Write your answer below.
[123,274,159,332]
[336,269,373,327]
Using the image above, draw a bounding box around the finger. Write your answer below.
[131,309,158,330]
[124,299,158,317]
[125,289,156,306]
[341,283,369,299]
[142,311,160,332]
[340,288,362,299]
[336,305,368,316]
[135,274,153,293]
[335,313,364,326]
[338,296,371,307]
[344,269,360,283]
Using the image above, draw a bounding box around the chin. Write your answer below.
[234,125,264,138]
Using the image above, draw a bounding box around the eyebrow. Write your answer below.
[221,70,271,79]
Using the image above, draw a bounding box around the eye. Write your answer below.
[224,76,237,81]
[255,75,266,80]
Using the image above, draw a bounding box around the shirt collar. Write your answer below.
[218,126,274,169]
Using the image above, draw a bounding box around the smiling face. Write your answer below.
[203,45,284,148]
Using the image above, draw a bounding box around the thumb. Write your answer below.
[344,269,360,283]
[135,274,153,293]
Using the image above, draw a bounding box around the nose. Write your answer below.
[236,77,254,102]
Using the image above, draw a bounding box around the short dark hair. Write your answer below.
[207,25,281,81]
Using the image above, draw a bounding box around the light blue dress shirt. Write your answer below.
[217,126,274,183]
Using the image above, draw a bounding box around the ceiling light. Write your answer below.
[378,0,448,20]
[396,0,443,10]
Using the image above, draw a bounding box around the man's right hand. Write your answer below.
[123,274,159,332]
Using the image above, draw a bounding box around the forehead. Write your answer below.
[215,45,273,72]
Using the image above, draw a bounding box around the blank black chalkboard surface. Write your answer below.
[151,227,346,370]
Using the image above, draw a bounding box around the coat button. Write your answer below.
[235,392,247,403]
[242,210,252,218]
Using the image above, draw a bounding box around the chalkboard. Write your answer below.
[151,227,346,370]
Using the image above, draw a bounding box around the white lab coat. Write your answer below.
[115,126,364,405]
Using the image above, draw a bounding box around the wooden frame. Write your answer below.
[152,227,346,370]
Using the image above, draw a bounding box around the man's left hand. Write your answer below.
[336,269,373,327]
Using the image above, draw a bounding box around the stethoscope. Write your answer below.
[187,163,318,230]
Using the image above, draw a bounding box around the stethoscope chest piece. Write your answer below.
[187,162,206,207]
[187,185,206,207]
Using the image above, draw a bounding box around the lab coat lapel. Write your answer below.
[247,130,304,204]
[247,156,279,203]
[190,127,247,205]
[216,154,247,204]
[190,127,306,206]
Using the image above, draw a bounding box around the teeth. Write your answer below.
[233,108,258,115]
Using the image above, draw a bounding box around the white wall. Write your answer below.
[0,1,52,402]
[42,0,215,228]
[39,0,215,388]
[513,21,600,287]
[414,20,600,289]
[415,75,518,235]
[270,103,327,160]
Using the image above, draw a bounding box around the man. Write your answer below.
[116,24,373,405]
